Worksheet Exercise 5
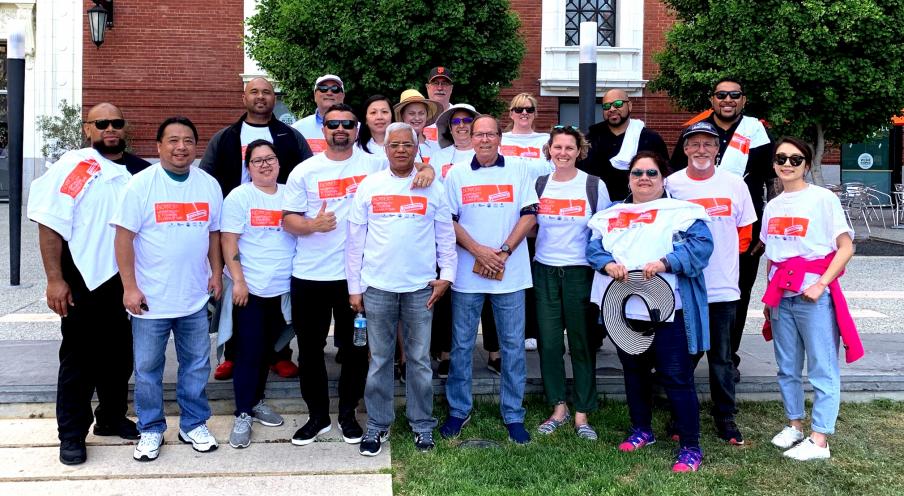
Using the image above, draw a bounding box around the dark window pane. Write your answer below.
[565,0,616,47]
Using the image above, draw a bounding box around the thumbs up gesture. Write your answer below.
[312,200,337,232]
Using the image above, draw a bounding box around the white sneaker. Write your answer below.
[771,425,805,449]
[783,438,831,461]
[524,338,538,351]
[133,431,163,462]
[179,424,219,453]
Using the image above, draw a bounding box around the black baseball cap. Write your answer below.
[428,66,453,83]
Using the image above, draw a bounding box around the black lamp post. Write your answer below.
[88,0,114,48]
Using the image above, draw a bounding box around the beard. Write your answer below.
[92,137,126,156]
[691,158,713,171]
[608,111,630,128]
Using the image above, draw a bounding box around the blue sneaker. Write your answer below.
[439,414,471,439]
[506,422,531,445]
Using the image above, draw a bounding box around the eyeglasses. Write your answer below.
[473,132,499,140]
[249,155,278,167]
[553,125,579,131]
[325,119,356,130]
[684,141,718,150]
[85,119,126,130]
[774,153,806,167]
[511,107,535,114]
[713,90,743,100]
[630,168,660,178]
[429,80,452,88]
[602,100,626,111]
[316,84,343,94]
[388,142,416,150]
[451,117,474,125]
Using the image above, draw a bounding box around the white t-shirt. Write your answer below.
[239,122,273,184]
[430,146,474,181]
[444,158,539,293]
[27,148,131,291]
[349,168,454,292]
[666,169,757,302]
[416,140,441,165]
[110,164,223,319]
[356,138,387,161]
[760,184,854,296]
[535,170,611,267]
[587,199,710,320]
[221,183,295,297]
[424,124,439,148]
[500,132,550,161]
[292,114,327,154]
[283,150,385,280]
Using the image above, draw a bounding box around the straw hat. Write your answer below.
[435,103,480,148]
[393,89,441,123]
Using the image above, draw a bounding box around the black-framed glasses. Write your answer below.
[85,119,126,130]
[325,119,356,130]
[630,168,660,178]
[249,155,278,167]
[451,117,474,125]
[511,106,535,114]
[316,84,343,94]
[713,90,743,100]
[774,154,806,167]
[602,100,626,111]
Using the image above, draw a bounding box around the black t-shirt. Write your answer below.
[577,122,669,202]
[112,152,152,176]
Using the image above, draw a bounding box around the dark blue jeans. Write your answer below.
[232,294,286,416]
[616,310,700,449]
[693,301,738,420]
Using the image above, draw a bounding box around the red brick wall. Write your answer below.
[82,0,246,157]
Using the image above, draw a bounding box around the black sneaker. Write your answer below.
[59,438,87,465]
[716,418,745,445]
[414,431,435,452]
[486,357,501,376]
[359,429,390,457]
[291,416,332,446]
[437,359,450,379]
[93,417,140,440]
[338,411,364,444]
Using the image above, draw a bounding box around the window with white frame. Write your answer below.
[565,0,616,47]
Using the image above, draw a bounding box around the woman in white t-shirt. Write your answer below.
[501,93,550,161]
[355,95,392,160]
[533,126,609,440]
[221,140,297,448]
[761,137,856,461]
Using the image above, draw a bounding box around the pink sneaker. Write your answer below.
[618,428,655,452]
[672,447,703,472]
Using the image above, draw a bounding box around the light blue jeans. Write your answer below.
[446,290,526,424]
[131,308,212,434]
[363,286,437,434]
[770,293,841,434]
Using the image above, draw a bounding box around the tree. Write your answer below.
[245,0,526,118]
[36,99,84,163]
[650,0,904,185]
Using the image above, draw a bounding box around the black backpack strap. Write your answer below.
[536,174,550,199]
[586,174,600,215]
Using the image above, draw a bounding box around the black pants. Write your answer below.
[223,321,293,363]
[290,278,367,418]
[732,250,762,367]
[693,301,738,420]
[56,251,133,441]
[430,288,452,356]
[233,294,284,416]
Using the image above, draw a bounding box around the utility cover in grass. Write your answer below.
[457,439,501,449]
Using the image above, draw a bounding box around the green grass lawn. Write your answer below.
[390,398,904,496]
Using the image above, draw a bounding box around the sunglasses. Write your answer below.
[325,119,356,130]
[774,153,806,167]
[553,125,579,130]
[86,119,126,130]
[451,117,474,125]
[316,84,343,94]
[713,90,743,100]
[602,100,626,111]
[630,168,660,178]
[511,106,536,114]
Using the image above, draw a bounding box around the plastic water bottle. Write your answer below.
[353,313,367,347]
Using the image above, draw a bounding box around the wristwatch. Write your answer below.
[500,243,513,255]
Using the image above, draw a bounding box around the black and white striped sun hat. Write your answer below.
[601,270,676,355]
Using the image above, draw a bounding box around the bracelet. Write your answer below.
[659,257,671,272]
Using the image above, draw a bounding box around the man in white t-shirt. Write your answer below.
[666,121,757,446]
[112,117,224,462]
[439,116,539,445]
[346,122,456,456]
[292,74,346,154]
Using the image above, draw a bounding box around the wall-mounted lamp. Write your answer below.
[88,0,114,48]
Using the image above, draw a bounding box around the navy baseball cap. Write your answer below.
[681,121,719,140]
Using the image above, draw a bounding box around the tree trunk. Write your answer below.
[811,123,826,186]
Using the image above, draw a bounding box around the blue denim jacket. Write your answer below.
[586,219,713,354]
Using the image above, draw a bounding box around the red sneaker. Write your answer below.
[214,360,234,380]
[271,359,299,378]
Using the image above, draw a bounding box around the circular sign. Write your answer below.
[857,153,874,170]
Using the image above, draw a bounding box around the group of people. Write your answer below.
[29,68,860,474]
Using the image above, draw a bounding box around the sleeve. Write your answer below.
[26,167,75,240]
[519,167,541,209]
[434,186,457,283]
[663,219,714,278]
[109,179,145,233]
[759,202,772,244]
[348,182,369,226]
[293,128,314,163]
[208,181,224,232]
[199,129,222,175]
[444,170,461,218]
[597,179,612,212]
[586,232,615,272]
[282,168,310,214]
[524,158,555,181]
[345,222,367,295]
[829,194,854,244]
[220,189,247,235]
[736,180,758,227]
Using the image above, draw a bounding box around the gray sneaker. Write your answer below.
[229,413,253,449]
[251,400,284,427]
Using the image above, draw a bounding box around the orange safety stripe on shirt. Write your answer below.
[737,224,753,252]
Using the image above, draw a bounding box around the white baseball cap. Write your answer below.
[313,74,344,91]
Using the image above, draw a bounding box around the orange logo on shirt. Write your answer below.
[424,128,438,142]
[539,198,586,217]
[767,217,809,237]
[249,209,282,227]
[307,138,327,153]
[441,164,453,178]
[461,184,514,204]
[499,145,541,159]
[729,134,751,154]
[318,175,367,199]
[154,202,210,223]
[59,159,102,198]
[607,210,659,231]
[371,195,428,215]
[688,198,732,217]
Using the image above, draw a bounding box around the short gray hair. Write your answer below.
[383,122,418,145]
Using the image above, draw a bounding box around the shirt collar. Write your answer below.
[470,153,505,170]
[315,110,324,127]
